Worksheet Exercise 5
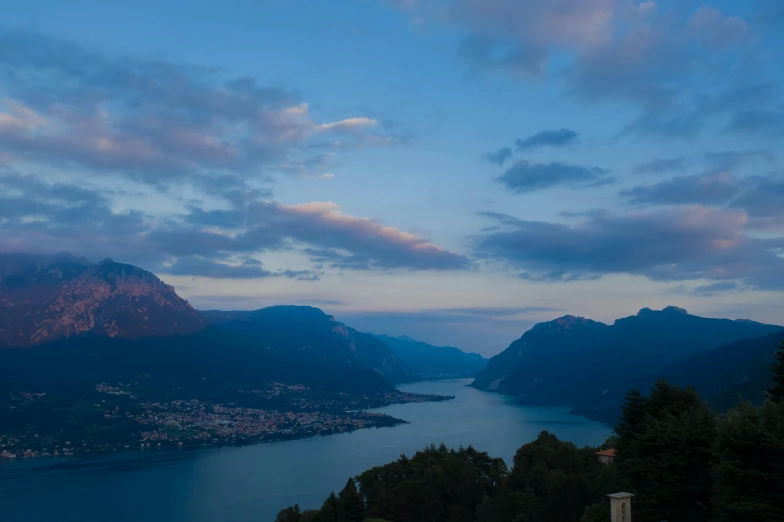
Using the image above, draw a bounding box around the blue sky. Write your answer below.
[1,0,783,354]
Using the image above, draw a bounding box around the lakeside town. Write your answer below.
[0,382,454,459]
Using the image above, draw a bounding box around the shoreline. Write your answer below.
[0,417,410,462]
[1,392,458,462]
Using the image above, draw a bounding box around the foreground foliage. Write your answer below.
[277,342,784,522]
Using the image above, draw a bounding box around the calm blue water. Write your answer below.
[0,379,610,522]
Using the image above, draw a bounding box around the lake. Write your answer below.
[0,379,611,522]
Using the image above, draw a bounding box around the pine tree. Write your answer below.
[712,401,784,522]
[614,389,646,459]
[275,505,302,522]
[616,381,716,522]
[767,341,784,403]
[299,510,320,522]
[318,492,339,522]
[337,479,365,522]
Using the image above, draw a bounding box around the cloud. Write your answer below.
[668,280,741,297]
[160,197,472,271]
[0,171,470,276]
[315,117,378,133]
[689,6,750,50]
[278,153,336,177]
[162,257,274,279]
[427,306,563,317]
[457,34,549,76]
[483,147,513,165]
[632,157,687,174]
[620,171,739,206]
[726,109,784,137]
[730,174,784,222]
[515,128,579,151]
[447,1,756,108]
[621,82,783,140]
[0,31,462,279]
[0,31,396,191]
[0,171,152,262]
[452,0,616,76]
[343,306,560,325]
[319,173,335,180]
[619,167,784,225]
[185,294,348,311]
[758,0,784,24]
[704,149,775,170]
[693,280,739,295]
[475,206,784,289]
[497,160,613,194]
[429,0,780,140]
[251,201,471,271]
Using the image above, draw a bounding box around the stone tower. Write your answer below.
[607,492,634,522]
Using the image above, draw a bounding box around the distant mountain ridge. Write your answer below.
[372,334,487,379]
[472,306,782,422]
[0,254,410,395]
[0,253,205,347]
[203,307,413,383]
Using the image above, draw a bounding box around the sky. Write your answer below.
[1,0,783,355]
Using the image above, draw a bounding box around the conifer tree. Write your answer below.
[767,340,784,403]
[275,505,302,522]
[712,401,784,522]
[614,389,646,459]
[318,492,339,522]
[337,479,365,522]
[616,381,716,522]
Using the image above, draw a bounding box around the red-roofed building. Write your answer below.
[596,448,617,465]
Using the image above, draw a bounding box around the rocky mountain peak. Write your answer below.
[531,314,598,333]
[637,305,689,317]
[0,253,205,347]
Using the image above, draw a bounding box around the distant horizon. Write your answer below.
[4,249,778,356]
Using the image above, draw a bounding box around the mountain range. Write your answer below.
[472,306,783,422]
[0,254,481,399]
[3,253,781,426]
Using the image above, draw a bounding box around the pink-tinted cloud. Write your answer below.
[0,31,398,190]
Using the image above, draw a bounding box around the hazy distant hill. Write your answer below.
[0,253,205,347]
[472,306,782,422]
[373,334,487,379]
[203,306,413,383]
[659,330,784,410]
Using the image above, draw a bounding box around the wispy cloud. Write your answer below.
[497,160,613,194]
[515,128,578,151]
[0,31,398,192]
